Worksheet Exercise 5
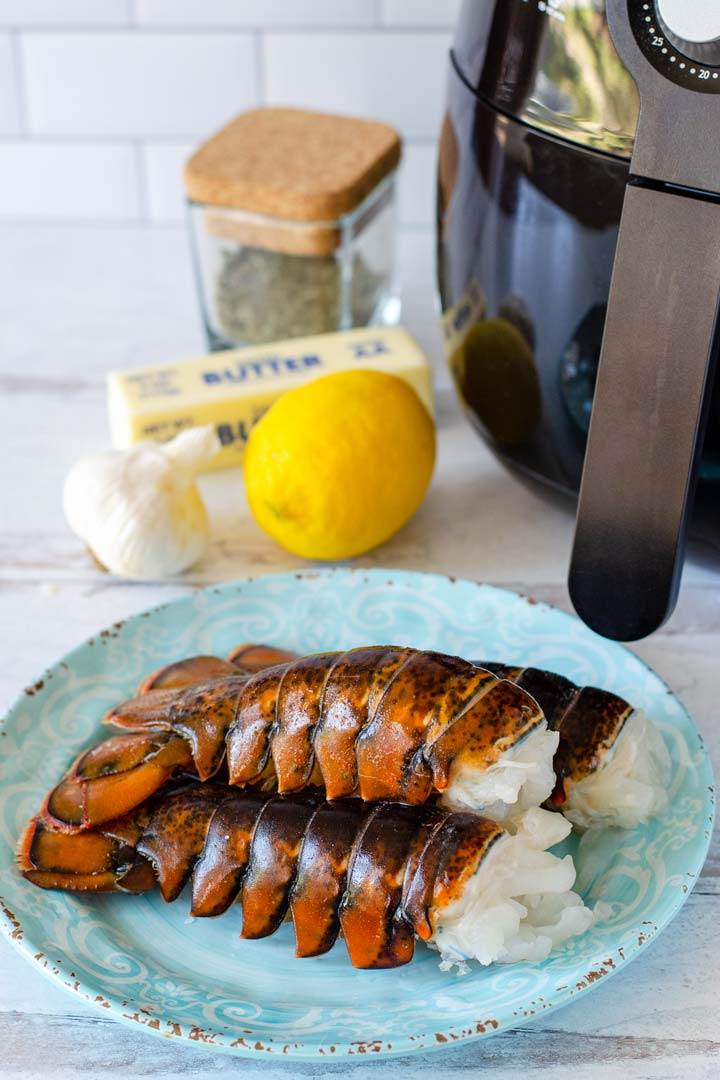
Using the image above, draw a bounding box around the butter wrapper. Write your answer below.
[107,326,434,472]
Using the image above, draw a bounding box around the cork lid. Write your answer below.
[184,107,402,221]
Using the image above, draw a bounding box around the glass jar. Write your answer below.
[185,108,402,350]
[188,174,399,350]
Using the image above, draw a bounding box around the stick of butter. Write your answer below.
[107,326,434,472]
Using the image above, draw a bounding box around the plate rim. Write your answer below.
[0,567,715,1060]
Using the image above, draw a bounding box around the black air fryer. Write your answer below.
[438,0,720,641]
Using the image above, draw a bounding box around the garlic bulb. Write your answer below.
[63,426,220,580]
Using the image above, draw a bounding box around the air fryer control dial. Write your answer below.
[656,0,720,45]
[629,0,720,90]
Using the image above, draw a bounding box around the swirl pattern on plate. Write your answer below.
[0,569,713,1059]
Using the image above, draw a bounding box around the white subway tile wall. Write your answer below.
[0,1,131,26]
[0,35,21,133]
[143,142,195,221]
[398,143,437,228]
[0,143,140,218]
[380,0,463,27]
[135,1,377,28]
[264,33,449,139]
[0,1,459,222]
[22,34,258,136]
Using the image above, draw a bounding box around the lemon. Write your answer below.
[244,370,435,560]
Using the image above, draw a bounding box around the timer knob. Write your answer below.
[656,0,720,63]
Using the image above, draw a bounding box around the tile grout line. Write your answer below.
[0,133,440,146]
[133,139,149,222]
[1,25,455,36]
[0,215,436,233]
[1,15,444,216]
[254,29,266,106]
[8,30,30,137]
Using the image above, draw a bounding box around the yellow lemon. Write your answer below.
[245,369,435,560]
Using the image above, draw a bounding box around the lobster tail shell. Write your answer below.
[57,647,544,831]
[107,679,247,781]
[289,799,370,957]
[227,643,299,673]
[136,646,296,695]
[137,656,239,694]
[313,645,411,799]
[19,811,154,893]
[480,662,633,803]
[20,783,506,970]
[131,783,228,902]
[226,665,286,786]
[42,732,193,832]
[191,791,271,917]
[239,794,319,939]
[38,645,635,837]
[340,802,441,968]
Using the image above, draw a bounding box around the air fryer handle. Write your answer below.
[569,182,720,640]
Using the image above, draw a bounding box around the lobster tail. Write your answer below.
[54,647,546,831]
[480,663,636,800]
[21,783,592,970]
[35,644,661,839]
[42,732,193,832]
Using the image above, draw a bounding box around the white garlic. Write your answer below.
[63,426,220,580]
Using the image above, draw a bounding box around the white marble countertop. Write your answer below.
[0,223,718,1080]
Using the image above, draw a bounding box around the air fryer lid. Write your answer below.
[568,0,720,640]
[451,0,639,157]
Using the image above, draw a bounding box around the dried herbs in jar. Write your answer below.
[185,107,401,349]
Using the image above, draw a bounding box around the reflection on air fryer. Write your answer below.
[437,65,626,488]
[450,311,541,450]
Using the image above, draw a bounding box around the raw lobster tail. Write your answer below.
[36,641,662,837]
[226,643,298,673]
[44,646,545,831]
[136,644,298,693]
[480,662,634,803]
[43,731,194,831]
[20,783,503,969]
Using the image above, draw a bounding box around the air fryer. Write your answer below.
[437,0,720,641]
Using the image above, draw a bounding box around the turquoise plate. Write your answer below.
[0,570,713,1059]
